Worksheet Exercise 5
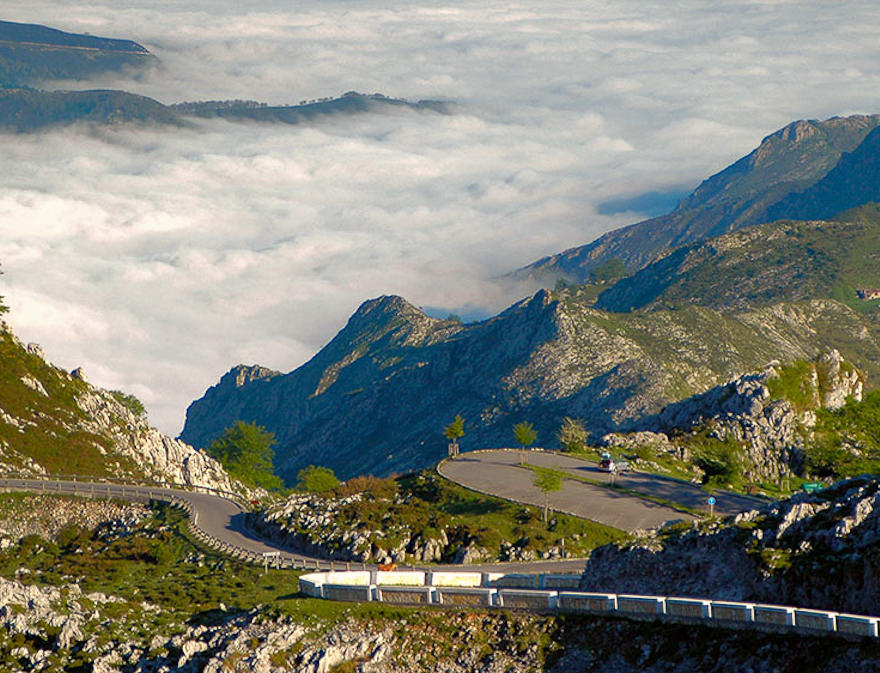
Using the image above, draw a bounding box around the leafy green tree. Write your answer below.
[296,465,340,493]
[533,466,564,524]
[206,421,283,490]
[557,417,588,453]
[513,421,537,465]
[444,414,465,457]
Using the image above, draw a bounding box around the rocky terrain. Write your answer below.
[580,474,880,616]
[515,113,880,284]
[601,349,866,484]
[252,471,620,564]
[0,319,237,492]
[0,494,149,546]
[0,488,877,672]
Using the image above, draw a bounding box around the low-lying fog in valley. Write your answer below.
[3,0,880,434]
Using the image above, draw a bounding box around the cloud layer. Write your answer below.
[3,1,880,434]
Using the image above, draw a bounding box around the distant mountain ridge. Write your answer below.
[0,19,155,87]
[515,114,880,283]
[594,217,880,313]
[0,20,149,53]
[0,88,449,133]
[0,19,450,132]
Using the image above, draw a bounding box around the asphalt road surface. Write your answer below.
[439,449,762,531]
[0,477,589,573]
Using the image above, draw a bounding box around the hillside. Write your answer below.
[515,114,880,283]
[594,217,880,313]
[601,350,879,492]
[182,286,880,482]
[0,316,234,490]
[0,88,181,131]
[0,19,155,87]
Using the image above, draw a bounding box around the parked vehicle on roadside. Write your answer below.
[599,454,630,473]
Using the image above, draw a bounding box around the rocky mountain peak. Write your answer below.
[219,364,281,390]
[775,118,820,145]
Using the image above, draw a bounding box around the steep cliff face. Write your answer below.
[515,114,880,284]
[0,320,235,491]
[580,475,880,616]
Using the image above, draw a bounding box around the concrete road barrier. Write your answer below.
[498,589,557,611]
[436,587,497,607]
[323,584,374,602]
[711,602,755,623]
[617,595,665,617]
[754,605,795,627]
[540,574,581,590]
[486,573,538,589]
[665,598,711,619]
[377,586,434,605]
[556,592,617,613]
[836,614,879,637]
[795,609,836,632]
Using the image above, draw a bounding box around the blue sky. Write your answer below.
[3,1,880,434]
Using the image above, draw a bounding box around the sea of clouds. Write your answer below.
[3,0,880,435]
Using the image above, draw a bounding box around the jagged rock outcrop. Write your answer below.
[580,474,880,615]
[603,350,864,481]
[0,319,238,492]
[74,387,237,491]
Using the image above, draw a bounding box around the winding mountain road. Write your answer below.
[0,477,587,573]
[0,454,761,573]
[439,449,762,531]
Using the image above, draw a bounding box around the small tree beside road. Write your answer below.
[557,417,588,453]
[206,420,283,491]
[296,465,340,493]
[444,414,465,458]
[533,466,564,524]
[513,421,537,465]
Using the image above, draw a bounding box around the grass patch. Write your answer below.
[0,503,300,616]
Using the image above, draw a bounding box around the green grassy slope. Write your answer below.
[595,217,880,314]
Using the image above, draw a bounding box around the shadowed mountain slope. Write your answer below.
[516,114,880,283]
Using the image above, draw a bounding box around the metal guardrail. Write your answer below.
[0,471,252,508]
[0,474,367,573]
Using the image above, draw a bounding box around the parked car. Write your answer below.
[599,455,630,473]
